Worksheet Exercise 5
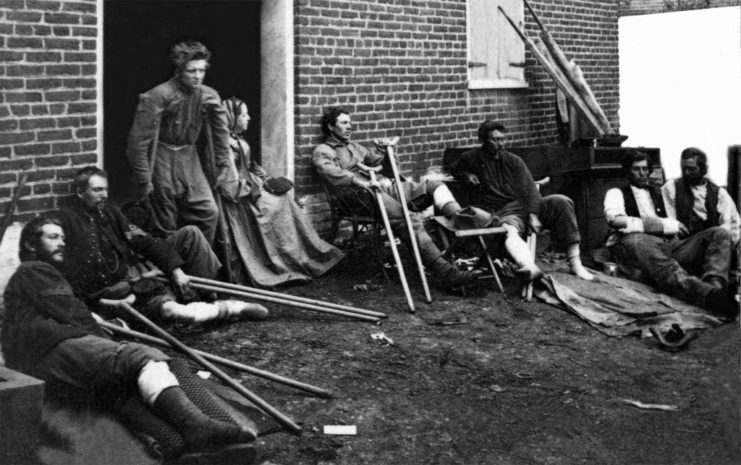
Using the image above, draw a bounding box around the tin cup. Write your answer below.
[603,261,618,277]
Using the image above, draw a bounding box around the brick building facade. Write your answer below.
[0,0,98,224]
[0,0,623,229]
[619,0,740,16]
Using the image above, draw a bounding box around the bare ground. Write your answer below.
[179,253,741,465]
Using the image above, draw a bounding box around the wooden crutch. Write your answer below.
[369,169,416,313]
[103,299,303,435]
[522,177,549,301]
[376,137,432,303]
[99,321,332,398]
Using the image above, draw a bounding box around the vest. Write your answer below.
[620,185,666,219]
[674,178,720,233]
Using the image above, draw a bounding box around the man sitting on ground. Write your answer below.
[450,120,593,282]
[661,147,740,246]
[1,216,256,460]
[313,107,491,288]
[52,166,267,324]
[603,150,736,319]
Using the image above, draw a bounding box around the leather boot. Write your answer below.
[153,386,255,450]
[430,256,481,287]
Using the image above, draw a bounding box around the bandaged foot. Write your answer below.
[217,300,269,321]
[566,243,593,281]
[503,225,541,283]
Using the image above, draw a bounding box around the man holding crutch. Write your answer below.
[313,107,488,289]
[2,215,257,461]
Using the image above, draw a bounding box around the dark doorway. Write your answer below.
[104,0,261,203]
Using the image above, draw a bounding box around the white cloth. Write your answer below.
[661,179,740,244]
[138,360,179,406]
[603,186,679,247]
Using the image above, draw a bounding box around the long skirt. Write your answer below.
[224,191,344,287]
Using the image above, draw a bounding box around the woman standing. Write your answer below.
[220,97,344,287]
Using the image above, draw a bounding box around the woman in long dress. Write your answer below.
[220,96,344,287]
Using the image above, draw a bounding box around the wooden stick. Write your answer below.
[384,143,432,303]
[370,170,415,313]
[188,275,387,319]
[523,0,613,134]
[498,7,604,137]
[0,173,28,246]
[99,321,332,398]
[191,281,381,323]
[107,300,302,435]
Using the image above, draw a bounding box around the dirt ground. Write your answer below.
[177,249,741,465]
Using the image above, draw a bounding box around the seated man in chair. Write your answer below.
[450,120,593,282]
[603,150,737,319]
[2,216,257,461]
[313,107,489,288]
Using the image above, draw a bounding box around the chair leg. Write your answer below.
[477,236,504,293]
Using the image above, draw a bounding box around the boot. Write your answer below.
[704,288,739,320]
[217,300,269,321]
[566,243,593,281]
[153,386,255,450]
[430,256,481,287]
[503,225,542,283]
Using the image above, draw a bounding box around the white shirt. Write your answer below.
[603,186,679,247]
[661,179,740,244]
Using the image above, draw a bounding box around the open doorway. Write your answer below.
[103,0,262,203]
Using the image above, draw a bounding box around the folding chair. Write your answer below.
[431,216,508,293]
[321,181,402,280]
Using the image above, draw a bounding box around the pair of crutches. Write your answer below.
[369,138,431,313]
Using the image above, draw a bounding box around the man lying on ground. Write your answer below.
[1,216,257,460]
[51,166,267,324]
[603,150,737,319]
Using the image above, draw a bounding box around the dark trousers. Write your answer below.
[488,195,581,245]
[609,226,731,306]
[33,335,170,407]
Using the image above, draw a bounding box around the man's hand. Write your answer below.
[372,136,400,149]
[357,163,383,173]
[170,267,191,298]
[464,173,480,185]
[528,213,543,234]
[677,221,690,238]
[137,182,153,201]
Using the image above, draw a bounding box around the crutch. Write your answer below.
[369,169,415,313]
[376,137,432,304]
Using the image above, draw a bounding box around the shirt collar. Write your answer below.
[324,134,348,148]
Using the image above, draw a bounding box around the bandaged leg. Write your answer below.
[138,360,180,406]
[161,300,268,323]
[504,224,542,283]
[566,243,594,281]
[432,185,461,217]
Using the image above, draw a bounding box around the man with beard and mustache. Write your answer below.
[450,120,593,283]
[1,216,257,461]
[603,150,737,319]
[51,166,268,324]
[661,147,740,246]
[126,40,231,243]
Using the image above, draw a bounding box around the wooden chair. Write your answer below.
[431,216,508,293]
[321,181,402,279]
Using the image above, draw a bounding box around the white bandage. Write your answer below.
[137,361,179,406]
[161,301,220,323]
[432,185,456,210]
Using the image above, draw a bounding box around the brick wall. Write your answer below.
[293,0,620,228]
[0,0,98,224]
[619,0,740,16]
